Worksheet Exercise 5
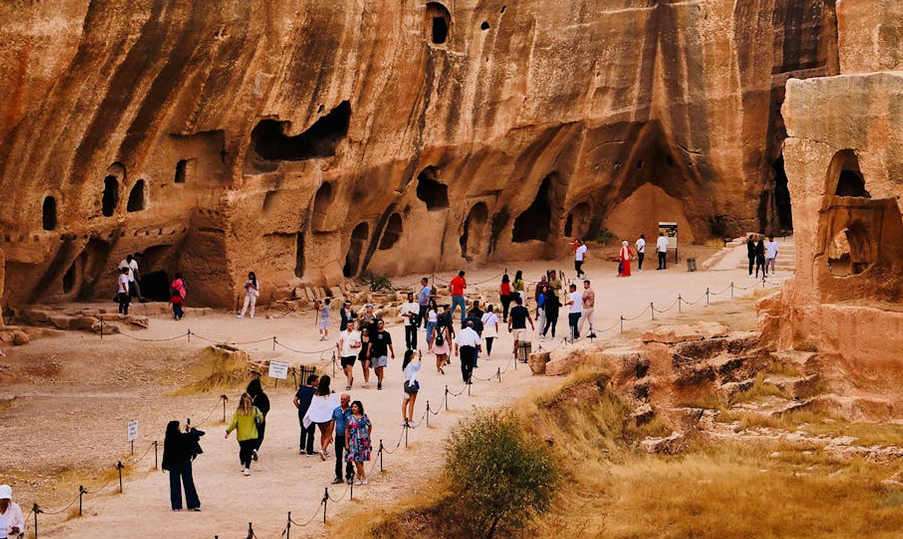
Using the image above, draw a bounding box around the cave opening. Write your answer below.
[460,202,488,260]
[102,176,119,217]
[426,2,451,45]
[379,213,403,250]
[416,166,449,211]
[250,101,351,161]
[563,214,573,237]
[344,223,369,277]
[174,160,188,183]
[312,182,334,230]
[512,176,553,242]
[42,196,57,231]
[141,271,171,302]
[127,180,147,212]
[773,156,793,231]
[295,232,305,278]
[62,262,76,294]
[480,21,490,30]
[836,170,870,198]
[563,202,591,238]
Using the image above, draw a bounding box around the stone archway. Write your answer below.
[343,223,369,277]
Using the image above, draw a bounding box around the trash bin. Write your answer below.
[687,258,697,272]
[516,341,532,363]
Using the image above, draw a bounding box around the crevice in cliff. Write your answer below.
[563,202,591,239]
[312,182,334,231]
[489,206,510,254]
[378,213,403,250]
[249,101,351,164]
[344,222,369,277]
[295,232,305,279]
[460,202,488,261]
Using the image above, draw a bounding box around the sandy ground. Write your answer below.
[0,247,789,539]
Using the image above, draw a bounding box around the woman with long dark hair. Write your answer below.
[346,400,373,485]
[499,273,512,322]
[246,377,270,461]
[401,350,421,424]
[225,393,263,476]
[238,271,260,319]
[162,420,204,511]
[512,270,525,302]
[425,298,439,349]
[304,375,339,460]
[481,305,499,357]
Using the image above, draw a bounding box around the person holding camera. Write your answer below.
[161,421,204,511]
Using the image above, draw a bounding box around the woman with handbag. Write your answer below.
[401,350,421,425]
[162,420,204,511]
[225,393,263,476]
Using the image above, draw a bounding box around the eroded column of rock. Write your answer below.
[0,0,836,307]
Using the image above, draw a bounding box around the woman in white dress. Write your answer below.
[480,305,499,357]
[303,375,339,460]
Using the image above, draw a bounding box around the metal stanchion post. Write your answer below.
[272,336,276,351]
[650,302,655,321]
[100,318,104,340]
[404,422,409,447]
[706,287,710,305]
[246,523,253,539]
[322,488,328,523]
[286,512,291,539]
[426,401,430,428]
[496,367,501,383]
[154,441,158,469]
[445,386,449,411]
[678,295,682,314]
[379,440,384,472]
[467,382,471,396]
[187,329,192,343]
[117,461,123,493]
[620,316,624,333]
[79,485,85,516]
[33,504,40,539]
[221,395,228,422]
[730,282,734,299]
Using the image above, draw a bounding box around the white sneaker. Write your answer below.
[243,468,251,476]
[354,479,362,485]
[237,315,243,319]
[362,479,369,485]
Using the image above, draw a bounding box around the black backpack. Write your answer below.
[435,329,445,347]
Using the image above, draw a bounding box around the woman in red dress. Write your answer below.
[618,240,634,277]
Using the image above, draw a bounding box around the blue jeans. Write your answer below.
[169,460,200,510]
[451,295,466,325]
[426,321,437,347]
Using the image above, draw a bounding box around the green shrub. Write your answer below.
[364,271,393,292]
[445,410,559,539]
[595,227,614,245]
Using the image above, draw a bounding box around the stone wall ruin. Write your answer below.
[0,0,841,308]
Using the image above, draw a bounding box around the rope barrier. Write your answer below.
[117,330,190,342]
[34,494,80,515]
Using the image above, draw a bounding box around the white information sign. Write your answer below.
[268,361,290,380]
[127,419,139,443]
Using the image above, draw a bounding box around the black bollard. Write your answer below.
[79,485,85,516]
[117,461,123,493]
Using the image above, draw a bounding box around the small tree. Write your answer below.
[445,410,559,539]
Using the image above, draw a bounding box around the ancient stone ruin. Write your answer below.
[0,1,837,308]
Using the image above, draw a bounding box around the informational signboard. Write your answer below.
[127,419,139,442]
[268,361,290,380]
[658,222,679,262]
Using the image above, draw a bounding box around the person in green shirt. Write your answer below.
[225,392,264,476]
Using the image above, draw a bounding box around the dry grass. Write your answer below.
[729,372,791,405]
[0,397,16,414]
[174,345,252,395]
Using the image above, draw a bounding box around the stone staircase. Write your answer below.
[730,235,796,273]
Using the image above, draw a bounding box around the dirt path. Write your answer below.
[0,253,787,538]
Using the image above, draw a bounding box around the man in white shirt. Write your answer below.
[454,320,482,384]
[765,236,779,276]
[656,232,669,270]
[635,234,646,271]
[400,292,420,350]
[565,283,583,341]
[118,253,145,302]
[337,327,361,390]
[0,484,25,539]
[574,240,588,278]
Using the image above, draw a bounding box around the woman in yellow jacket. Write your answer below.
[225,393,264,476]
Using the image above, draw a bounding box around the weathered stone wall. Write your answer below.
[0,0,837,307]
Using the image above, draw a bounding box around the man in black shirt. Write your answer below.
[507,296,534,357]
[366,319,395,390]
[339,300,357,331]
[292,374,319,455]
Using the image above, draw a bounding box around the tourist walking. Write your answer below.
[575,239,588,278]
[401,350,421,424]
[512,270,526,302]
[367,320,395,390]
[542,289,560,339]
[303,375,340,460]
[346,400,373,485]
[238,271,259,319]
[481,305,499,357]
[579,280,595,338]
[225,393,264,476]
[425,299,439,348]
[293,374,319,455]
[635,234,646,271]
[566,283,583,340]
[400,292,419,350]
[449,270,467,325]
[331,394,354,485]
[656,232,669,270]
[317,298,332,340]
[417,277,431,328]
[169,273,186,320]
[499,273,513,322]
[455,320,482,384]
[765,236,779,275]
[430,319,451,374]
[0,484,25,537]
[618,240,634,277]
[755,237,767,278]
[746,235,756,276]
[339,300,357,331]
[118,253,145,302]
[117,266,130,315]
[162,420,204,511]
[246,377,270,460]
[338,324,361,390]
[534,274,549,309]
[508,296,534,354]
[358,326,372,388]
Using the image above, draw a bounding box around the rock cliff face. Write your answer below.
[0,0,836,307]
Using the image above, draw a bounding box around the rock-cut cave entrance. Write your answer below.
[138,245,179,301]
[460,202,488,260]
[513,175,556,242]
[378,214,403,250]
[426,2,451,45]
[344,223,369,277]
[416,166,449,211]
[42,196,57,231]
[250,101,351,162]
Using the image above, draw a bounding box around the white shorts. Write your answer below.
[512,328,526,341]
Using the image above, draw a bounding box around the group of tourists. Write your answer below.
[746,235,780,278]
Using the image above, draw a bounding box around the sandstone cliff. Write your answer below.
[0,0,837,307]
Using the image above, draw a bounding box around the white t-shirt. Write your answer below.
[635,237,646,253]
[427,310,438,323]
[765,241,779,259]
[339,330,361,357]
[455,327,482,348]
[244,279,260,298]
[575,244,588,261]
[128,259,139,282]
[568,291,583,313]
[118,273,129,294]
[656,236,669,253]
[481,312,499,338]
[400,301,419,326]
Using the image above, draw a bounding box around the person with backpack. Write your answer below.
[169,273,186,320]
[246,377,270,461]
[225,393,264,476]
[430,315,451,375]
[162,420,204,511]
